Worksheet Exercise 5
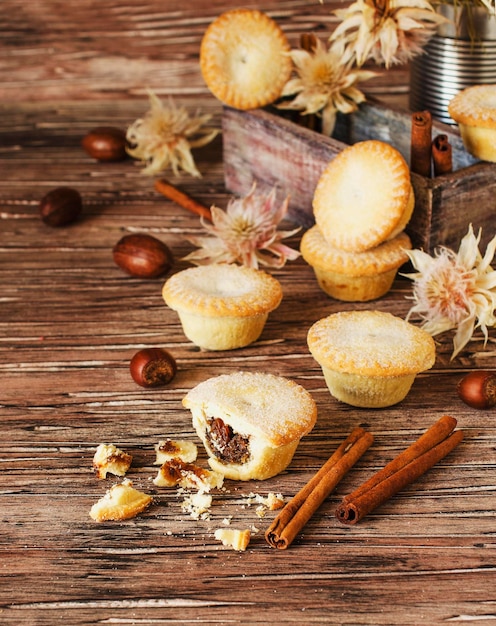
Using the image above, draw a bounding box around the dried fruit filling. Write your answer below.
[206,418,250,464]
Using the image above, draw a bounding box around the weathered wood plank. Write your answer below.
[0,14,495,621]
[0,0,408,103]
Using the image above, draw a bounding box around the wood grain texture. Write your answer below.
[0,0,408,104]
[1,2,496,624]
[1,96,496,626]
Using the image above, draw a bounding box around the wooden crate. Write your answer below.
[222,100,496,253]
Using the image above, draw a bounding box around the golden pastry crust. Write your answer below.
[154,439,198,465]
[448,85,496,129]
[183,372,317,480]
[200,9,292,110]
[307,310,436,377]
[301,226,412,301]
[313,140,413,252]
[153,458,224,491]
[184,372,316,446]
[163,264,283,350]
[448,86,496,162]
[162,264,282,318]
[89,480,153,522]
[93,443,132,479]
[307,311,436,408]
[214,527,251,551]
[301,226,412,276]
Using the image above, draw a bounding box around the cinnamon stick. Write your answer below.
[410,110,432,177]
[432,134,453,176]
[335,415,464,525]
[265,427,374,549]
[154,179,212,221]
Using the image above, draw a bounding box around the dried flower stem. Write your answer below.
[154,179,212,221]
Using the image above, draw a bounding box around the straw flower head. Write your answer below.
[404,225,496,359]
[330,0,449,69]
[183,184,301,269]
[126,91,219,177]
[278,37,376,135]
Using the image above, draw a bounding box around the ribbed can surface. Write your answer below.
[409,6,496,124]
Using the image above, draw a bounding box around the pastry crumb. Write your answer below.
[214,527,251,551]
[89,479,152,522]
[93,443,132,479]
[153,458,224,491]
[181,492,213,520]
[243,491,285,516]
[154,439,198,465]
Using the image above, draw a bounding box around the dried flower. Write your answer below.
[481,0,496,14]
[330,0,449,69]
[126,92,219,177]
[403,225,496,359]
[277,37,376,135]
[183,184,301,269]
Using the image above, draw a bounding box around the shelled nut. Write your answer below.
[130,348,177,388]
[112,233,174,278]
[82,126,128,162]
[39,187,82,227]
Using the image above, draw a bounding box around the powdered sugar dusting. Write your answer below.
[313,140,411,252]
[163,264,282,316]
[183,371,317,447]
[307,310,435,376]
[449,85,496,128]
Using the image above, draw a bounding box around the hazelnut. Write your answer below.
[457,370,496,409]
[39,187,82,227]
[82,126,128,162]
[130,348,177,387]
[113,233,174,278]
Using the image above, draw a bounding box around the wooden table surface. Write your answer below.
[1,2,495,625]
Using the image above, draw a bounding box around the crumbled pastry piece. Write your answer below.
[243,492,284,509]
[214,528,251,551]
[89,479,153,522]
[261,492,285,511]
[93,443,132,479]
[154,439,198,465]
[255,491,284,517]
[255,506,266,518]
[153,458,224,491]
[181,492,213,520]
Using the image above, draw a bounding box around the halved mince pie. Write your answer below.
[182,371,317,481]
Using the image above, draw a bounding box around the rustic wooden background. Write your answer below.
[1,2,496,625]
[0,0,408,104]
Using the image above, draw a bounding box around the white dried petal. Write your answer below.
[330,0,449,68]
[183,183,300,269]
[404,224,496,359]
[126,91,218,177]
[278,37,375,135]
